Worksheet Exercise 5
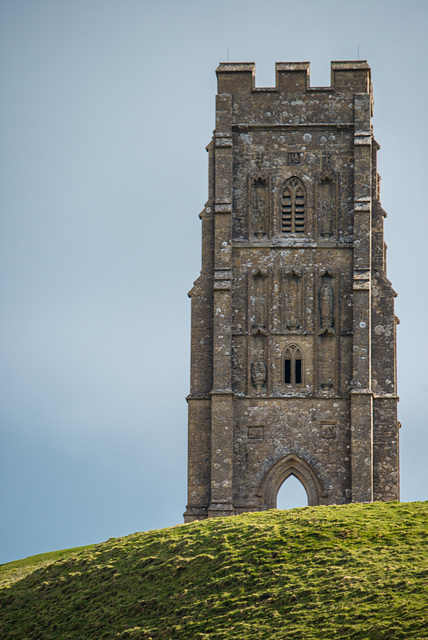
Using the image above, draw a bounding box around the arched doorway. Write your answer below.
[276,474,308,510]
[260,452,325,509]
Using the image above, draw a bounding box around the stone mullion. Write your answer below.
[350,92,374,502]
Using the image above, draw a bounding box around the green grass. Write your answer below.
[1,501,427,639]
[0,544,95,589]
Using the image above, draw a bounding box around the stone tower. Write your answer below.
[184,61,399,522]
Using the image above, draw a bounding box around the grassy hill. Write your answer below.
[1,501,427,639]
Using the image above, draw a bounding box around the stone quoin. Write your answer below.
[184,61,400,521]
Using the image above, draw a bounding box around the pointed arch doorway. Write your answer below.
[260,453,325,509]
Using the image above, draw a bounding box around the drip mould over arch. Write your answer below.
[260,453,327,509]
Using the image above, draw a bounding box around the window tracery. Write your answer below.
[283,344,304,386]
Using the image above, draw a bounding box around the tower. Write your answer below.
[184,61,399,522]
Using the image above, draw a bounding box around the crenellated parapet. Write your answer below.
[216,60,371,94]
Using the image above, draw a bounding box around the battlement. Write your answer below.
[216,60,372,95]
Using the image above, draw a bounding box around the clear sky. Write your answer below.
[1,0,427,564]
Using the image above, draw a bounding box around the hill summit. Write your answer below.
[1,501,427,639]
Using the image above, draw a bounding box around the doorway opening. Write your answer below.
[276,474,308,510]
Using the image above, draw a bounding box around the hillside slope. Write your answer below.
[1,501,427,639]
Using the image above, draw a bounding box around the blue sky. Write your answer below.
[1,0,427,564]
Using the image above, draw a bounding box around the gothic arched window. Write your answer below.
[284,345,303,386]
[282,177,305,234]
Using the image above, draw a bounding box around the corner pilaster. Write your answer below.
[209,101,235,516]
[351,92,374,501]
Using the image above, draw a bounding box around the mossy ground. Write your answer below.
[1,501,427,639]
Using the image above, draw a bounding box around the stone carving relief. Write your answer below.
[287,152,301,165]
[320,423,336,439]
[320,380,333,393]
[251,178,268,237]
[319,269,335,336]
[251,361,267,391]
[320,202,333,237]
[248,426,264,439]
[248,266,269,394]
[317,154,337,239]
[283,268,303,331]
[250,267,268,335]
[249,154,270,237]
[318,269,336,393]
[319,283,334,335]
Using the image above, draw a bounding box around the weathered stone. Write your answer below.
[184,61,400,522]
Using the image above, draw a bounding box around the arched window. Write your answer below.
[284,345,303,386]
[282,177,305,233]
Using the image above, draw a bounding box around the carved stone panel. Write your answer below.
[247,266,269,395]
[319,270,335,336]
[287,151,301,165]
[317,154,338,240]
[248,425,264,439]
[283,268,304,332]
[317,268,337,394]
[319,201,333,238]
[248,154,270,238]
[320,422,337,439]
[269,259,282,334]
[319,283,334,335]
[250,267,268,335]
[251,178,269,237]
[251,362,267,392]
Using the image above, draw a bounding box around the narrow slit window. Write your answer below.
[284,359,291,384]
[282,177,306,234]
[295,359,302,384]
